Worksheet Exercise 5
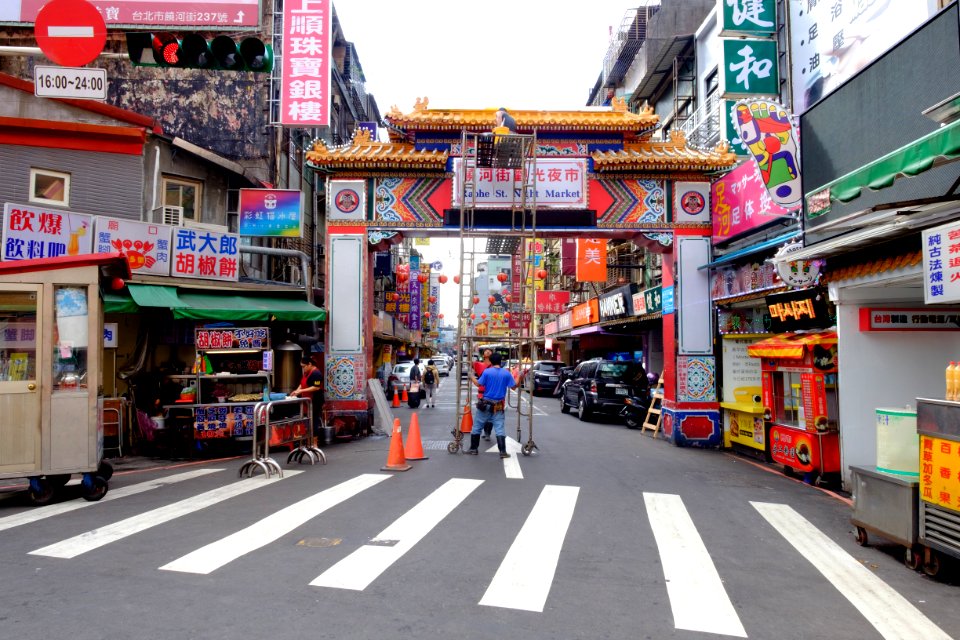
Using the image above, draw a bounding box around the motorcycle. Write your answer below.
[620,394,649,430]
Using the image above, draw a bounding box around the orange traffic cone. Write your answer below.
[381,418,412,472]
[460,403,473,433]
[401,387,409,403]
[404,413,428,461]
[391,388,400,408]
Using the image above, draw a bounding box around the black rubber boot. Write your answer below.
[464,434,480,455]
[497,436,510,459]
[483,423,493,441]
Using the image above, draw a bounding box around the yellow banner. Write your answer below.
[920,435,960,509]
[414,238,431,246]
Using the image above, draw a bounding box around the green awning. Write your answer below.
[127,283,187,308]
[102,291,138,313]
[811,118,960,204]
[172,292,327,322]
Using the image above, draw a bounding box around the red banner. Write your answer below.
[711,161,790,244]
[280,0,331,127]
[575,239,607,282]
[535,290,570,314]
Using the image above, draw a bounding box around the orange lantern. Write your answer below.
[438,313,444,319]
[503,311,511,320]
[481,313,487,320]
[536,269,548,280]
[473,296,480,304]
[488,295,495,304]
[397,272,409,283]
[428,295,437,304]
[453,275,461,284]
[418,273,428,284]
[438,274,448,284]
[470,313,476,320]
[497,272,508,283]
[424,312,431,319]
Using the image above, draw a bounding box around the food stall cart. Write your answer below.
[162,326,311,453]
[0,253,130,504]
[913,398,960,576]
[747,331,840,485]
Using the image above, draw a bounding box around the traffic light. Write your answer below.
[126,33,273,72]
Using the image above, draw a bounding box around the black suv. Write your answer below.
[559,359,649,422]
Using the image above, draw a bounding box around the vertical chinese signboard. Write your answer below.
[719,0,776,37]
[409,255,421,331]
[171,228,240,281]
[93,217,172,276]
[2,203,92,261]
[720,39,779,97]
[575,239,607,282]
[280,0,331,127]
[923,220,960,304]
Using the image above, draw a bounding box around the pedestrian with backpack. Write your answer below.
[424,359,440,408]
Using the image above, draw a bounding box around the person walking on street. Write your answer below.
[464,352,517,458]
[470,349,495,440]
[424,359,440,408]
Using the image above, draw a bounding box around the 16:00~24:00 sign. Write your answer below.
[33,66,108,100]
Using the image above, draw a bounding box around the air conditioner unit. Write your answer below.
[155,205,184,226]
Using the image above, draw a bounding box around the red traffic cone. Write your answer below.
[460,404,473,433]
[381,418,412,472]
[401,387,409,402]
[404,413,428,461]
[391,388,401,408]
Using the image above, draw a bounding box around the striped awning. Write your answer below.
[747,331,838,359]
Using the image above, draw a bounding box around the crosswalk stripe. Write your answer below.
[310,477,483,591]
[644,493,747,638]
[0,469,223,534]
[160,474,390,574]
[479,484,579,612]
[28,471,301,559]
[752,502,953,640]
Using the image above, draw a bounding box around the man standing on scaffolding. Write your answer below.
[464,352,517,458]
[495,107,517,133]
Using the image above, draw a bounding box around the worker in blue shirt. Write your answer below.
[464,352,517,458]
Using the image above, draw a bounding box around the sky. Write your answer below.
[332,0,643,114]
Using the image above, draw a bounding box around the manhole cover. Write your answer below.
[296,537,341,548]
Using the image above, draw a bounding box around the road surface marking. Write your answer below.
[644,493,747,637]
[752,501,953,640]
[0,469,223,533]
[29,471,301,559]
[485,436,524,479]
[310,478,482,590]
[160,474,389,574]
[479,484,579,612]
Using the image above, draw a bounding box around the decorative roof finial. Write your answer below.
[611,96,627,113]
[413,96,430,112]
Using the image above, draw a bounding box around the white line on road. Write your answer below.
[486,436,524,479]
[0,468,223,533]
[160,474,390,574]
[479,484,579,612]
[310,477,483,590]
[752,501,953,640]
[29,472,301,559]
[644,493,747,637]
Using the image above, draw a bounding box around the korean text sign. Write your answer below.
[280,0,331,127]
[238,189,303,237]
[93,217,172,275]
[2,203,92,261]
[922,221,960,304]
[170,228,240,281]
[711,161,790,244]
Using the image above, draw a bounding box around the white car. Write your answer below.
[392,362,425,385]
[433,360,450,376]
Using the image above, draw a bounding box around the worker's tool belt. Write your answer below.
[476,399,505,413]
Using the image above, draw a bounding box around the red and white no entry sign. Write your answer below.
[34,0,107,68]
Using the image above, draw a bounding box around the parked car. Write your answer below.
[524,360,565,396]
[433,359,450,377]
[392,361,425,387]
[559,359,649,422]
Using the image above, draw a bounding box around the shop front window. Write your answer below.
[53,286,89,391]
[0,290,38,382]
[772,371,803,427]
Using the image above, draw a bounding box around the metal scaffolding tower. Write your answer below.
[448,128,541,457]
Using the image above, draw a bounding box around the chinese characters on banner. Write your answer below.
[920,435,960,509]
[535,290,570,314]
[711,160,790,243]
[408,255,421,331]
[170,228,240,281]
[93,217,171,275]
[2,203,92,261]
[575,239,607,282]
[721,39,779,96]
[922,220,960,304]
[452,158,587,208]
[280,0,331,127]
[719,0,776,37]
[195,327,270,350]
[11,1,261,27]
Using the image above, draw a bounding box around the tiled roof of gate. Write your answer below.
[305,128,448,170]
[591,131,738,172]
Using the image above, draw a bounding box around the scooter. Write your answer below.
[621,395,648,429]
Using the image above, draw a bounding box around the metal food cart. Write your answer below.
[0,253,130,504]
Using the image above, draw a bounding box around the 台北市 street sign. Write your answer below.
[34,65,107,100]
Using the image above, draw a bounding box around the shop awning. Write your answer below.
[127,284,187,308]
[699,230,800,270]
[747,331,837,359]
[102,291,138,313]
[172,292,327,322]
[811,118,960,205]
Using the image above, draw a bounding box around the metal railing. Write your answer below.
[678,92,722,150]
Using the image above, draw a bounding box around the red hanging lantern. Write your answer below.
[423,311,431,319]
[481,313,487,320]
[488,295,495,304]
[428,295,437,304]
[397,272,409,283]
[503,311,511,320]
[418,273,428,284]
[110,277,126,291]
[470,313,476,320]
[438,313,444,319]
[473,296,480,305]
[536,269,548,280]
[438,274,448,284]
[453,275,461,284]
[497,272,508,283]
[503,293,511,302]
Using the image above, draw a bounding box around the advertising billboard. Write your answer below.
[1,0,262,28]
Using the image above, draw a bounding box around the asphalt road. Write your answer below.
[1,376,958,640]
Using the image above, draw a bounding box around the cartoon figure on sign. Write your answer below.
[112,238,156,271]
[732,100,801,210]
